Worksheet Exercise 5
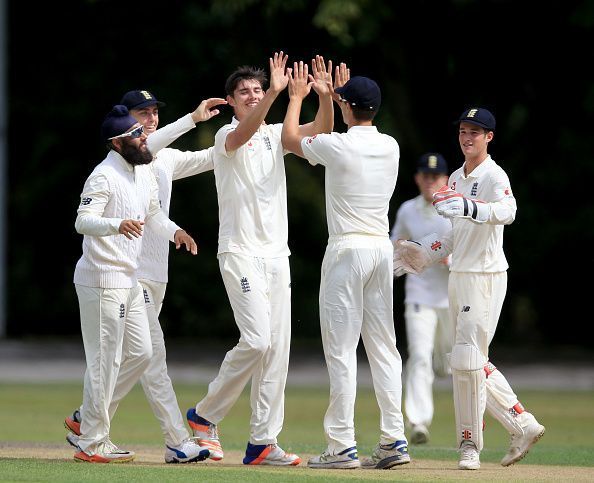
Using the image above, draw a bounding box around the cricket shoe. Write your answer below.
[458,440,480,470]
[410,424,429,445]
[501,413,546,467]
[165,437,210,463]
[74,440,135,463]
[186,408,223,461]
[66,431,80,449]
[307,446,361,469]
[242,442,301,466]
[361,440,411,469]
[64,409,81,436]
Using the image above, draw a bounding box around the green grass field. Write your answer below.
[1,382,593,481]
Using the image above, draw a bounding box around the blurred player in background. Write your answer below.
[394,107,545,470]
[390,152,454,445]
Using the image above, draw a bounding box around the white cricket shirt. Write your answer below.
[73,151,180,289]
[301,126,399,238]
[213,119,290,258]
[138,113,214,283]
[446,156,516,273]
[390,195,451,308]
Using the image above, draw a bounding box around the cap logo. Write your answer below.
[467,108,478,118]
[140,90,153,100]
[428,155,437,168]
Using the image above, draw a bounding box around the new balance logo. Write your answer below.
[471,182,478,196]
[119,304,125,318]
[143,289,150,304]
[240,277,251,293]
[462,306,470,312]
[81,197,92,205]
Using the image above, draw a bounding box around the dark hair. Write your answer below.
[351,106,377,122]
[225,66,268,96]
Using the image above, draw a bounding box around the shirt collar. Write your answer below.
[462,155,493,178]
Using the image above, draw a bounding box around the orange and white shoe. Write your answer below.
[186,408,224,461]
[64,409,81,436]
[243,442,301,466]
[74,440,135,463]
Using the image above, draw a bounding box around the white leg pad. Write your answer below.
[486,397,523,435]
[485,362,523,435]
[450,344,487,451]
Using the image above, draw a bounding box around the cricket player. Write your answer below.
[186,52,333,466]
[65,91,226,463]
[394,107,545,470]
[282,66,410,470]
[390,152,454,445]
[72,104,198,462]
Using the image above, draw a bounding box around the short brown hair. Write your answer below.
[225,66,267,96]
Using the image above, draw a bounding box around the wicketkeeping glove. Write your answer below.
[432,186,490,222]
[393,233,447,276]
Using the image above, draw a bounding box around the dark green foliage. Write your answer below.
[7,1,594,348]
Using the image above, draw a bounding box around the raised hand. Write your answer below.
[287,60,313,100]
[268,51,289,94]
[311,55,333,97]
[191,98,228,123]
[334,63,350,91]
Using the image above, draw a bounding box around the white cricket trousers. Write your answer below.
[196,253,291,445]
[75,284,152,453]
[320,236,405,453]
[404,304,453,427]
[449,272,522,448]
[107,280,189,447]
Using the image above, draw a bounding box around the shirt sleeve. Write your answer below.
[74,173,121,236]
[146,114,196,156]
[171,146,214,180]
[486,171,517,225]
[145,171,181,241]
[300,133,336,167]
[214,124,236,159]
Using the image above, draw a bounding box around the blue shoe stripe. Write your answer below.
[243,442,268,464]
[395,440,408,452]
[186,408,212,426]
[166,445,187,458]
[337,446,358,460]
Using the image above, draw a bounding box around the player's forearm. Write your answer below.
[172,146,215,180]
[146,209,181,242]
[311,94,334,134]
[282,98,305,157]
[147,114,196,156]
[488,198,517,225]
[75,212,121,236]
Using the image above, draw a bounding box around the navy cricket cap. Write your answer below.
[120,89,166,110]
[101,105,138,142]
[417,153,448,174]
[457,107,496,131]
[335,76,381,111]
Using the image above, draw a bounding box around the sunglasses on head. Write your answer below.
[108,124,144,141]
